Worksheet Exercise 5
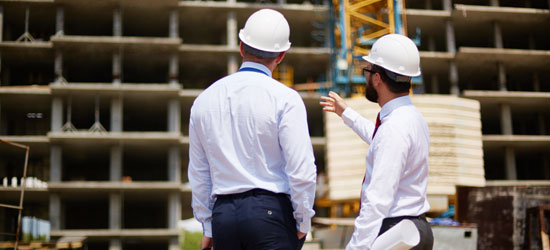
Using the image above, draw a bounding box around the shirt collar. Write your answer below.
[380,95,412,120]
[240,61,272,77]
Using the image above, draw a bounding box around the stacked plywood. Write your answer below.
[325,95,485,210]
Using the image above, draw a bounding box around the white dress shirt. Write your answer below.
[341,95,430,250]
[188,61,317,237]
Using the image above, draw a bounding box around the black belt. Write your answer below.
[383,214,426,224]
[217,188,287,199]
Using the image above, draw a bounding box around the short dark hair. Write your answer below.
[373,64,411,94]
[241,42,281,59]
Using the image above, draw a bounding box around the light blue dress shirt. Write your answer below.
[188,61,317,237]
[342,95,431,249]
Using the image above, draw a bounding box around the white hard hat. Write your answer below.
[362,34,421,77]
[239,9,291,53]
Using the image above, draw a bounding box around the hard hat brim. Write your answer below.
[362,55,421,77]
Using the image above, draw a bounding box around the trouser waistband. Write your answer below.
[383,214,427,224]
[217,188,288,199]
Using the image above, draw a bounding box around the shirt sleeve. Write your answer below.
[278,93,317,233]
[346,122,410,250]
[188,112,215,237]
[341,107,375,145]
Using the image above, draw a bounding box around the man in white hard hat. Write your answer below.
[320,34,433,250]
[188,9,316,250]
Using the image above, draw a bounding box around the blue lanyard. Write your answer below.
[238,67,269,77]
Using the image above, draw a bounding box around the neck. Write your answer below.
[243,58,277,72]
[378,92,408,108]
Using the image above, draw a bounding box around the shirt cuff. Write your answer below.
[297,219,311,233]
[203,221,212,238]
[342,107,360,128]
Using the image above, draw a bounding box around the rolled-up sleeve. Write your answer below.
[278,93,317,233]
[188,112,215,237]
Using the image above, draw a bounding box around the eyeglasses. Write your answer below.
[362,67,377,76]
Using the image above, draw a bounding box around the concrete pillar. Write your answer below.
[169,10,179,38]
[449,62,459,95]
[112,51,122,84]
[109,193,121,229]
[167,10,179,85]
[110,146,122,181]
[111,96,123,132]
[496,10,511,178]
[50,146,62,182]
[55,50,64,82]
[500,104,513,135]
[0,5,4,41]
[443,1,458,96]
[442,0,451,11]
[228,55,238,74]
[493,21,505,92]
[501,104,516,180]
[167,99,180,133]
[113,7,122,37]
[51,97,63,132]
[169,54,179,85]
[493,22,503,49]
[168,192,181,228]
[168,146,180,183]
[227,12,237,48]
[56,6,64,36]
[49,194,61,230]
[168,192,181,250]
[504,147,517,179]
[168,238,179,250]
[109,239,122,250]
[227,11,239,74]
[498,63,507,91]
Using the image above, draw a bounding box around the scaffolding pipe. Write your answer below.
[0,139,30,250]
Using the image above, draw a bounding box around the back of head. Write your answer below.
[363,34,420,82]
[239,9,291,58]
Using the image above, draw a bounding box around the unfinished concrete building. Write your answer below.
[0,0,549,249]
[405,0,550,182]
[0,0,328,249]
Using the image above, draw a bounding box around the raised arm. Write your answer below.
[320,91,375,144]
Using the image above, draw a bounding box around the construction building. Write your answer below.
[0,0,548,249]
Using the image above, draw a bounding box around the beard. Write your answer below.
[365,76,378,103]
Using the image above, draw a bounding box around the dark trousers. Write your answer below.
[212,189,305,250]
[377,214,434,250]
